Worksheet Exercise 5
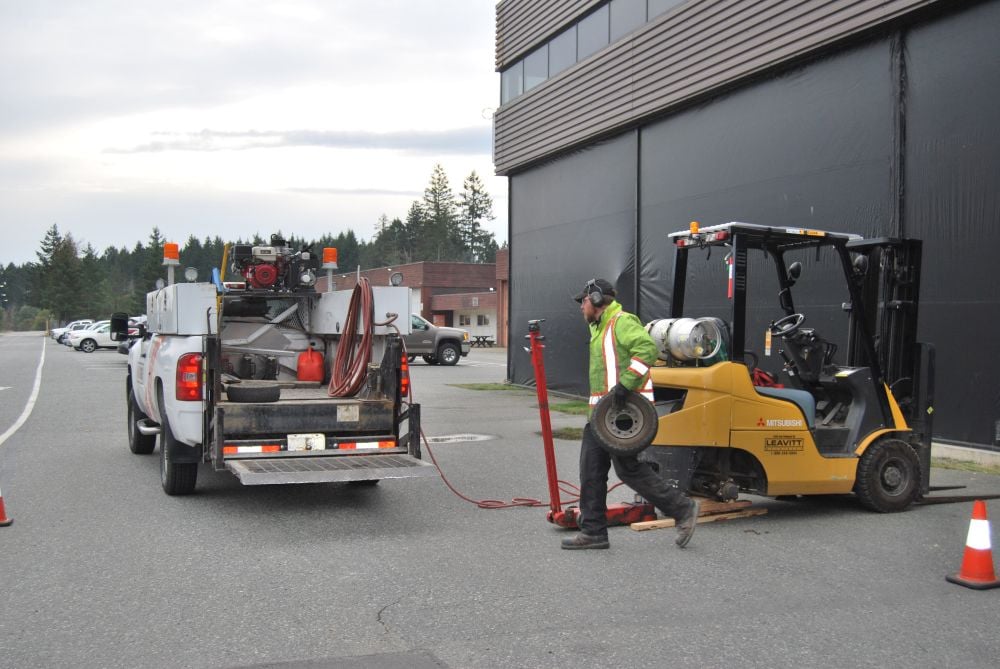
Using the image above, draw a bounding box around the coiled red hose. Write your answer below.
[327,277,374,397]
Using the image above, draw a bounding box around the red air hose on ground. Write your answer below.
[328,277,374,397]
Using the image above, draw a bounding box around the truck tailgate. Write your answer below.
[225,453,437,485]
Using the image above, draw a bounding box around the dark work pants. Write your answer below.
[578,423,690,538]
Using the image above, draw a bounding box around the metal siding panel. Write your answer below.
[494,0,941,174]
[497,0,604,70]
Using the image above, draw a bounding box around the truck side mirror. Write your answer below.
[110,312,129,341]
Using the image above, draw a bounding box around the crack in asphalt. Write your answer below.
[376,598,401,634]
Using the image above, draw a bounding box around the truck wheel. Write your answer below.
[422,355,439,365]
[438,343,460,366]
[128,389,156,455]
[854,438,919,512]
[225,382,280,403]
[160,414,198,495]
[80,339,97,353]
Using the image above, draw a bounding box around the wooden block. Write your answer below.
[693,498,752,515]
[630,508,767,531]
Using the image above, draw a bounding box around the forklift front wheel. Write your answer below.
[854,438,920,513]
[591,393,658,457]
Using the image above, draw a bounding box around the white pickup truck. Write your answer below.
[112,241,435,495]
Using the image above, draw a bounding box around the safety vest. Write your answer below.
[588,301,657,411]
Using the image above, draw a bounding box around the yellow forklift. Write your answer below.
[595,222,934,512]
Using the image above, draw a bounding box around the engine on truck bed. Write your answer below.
[230,234,320,291]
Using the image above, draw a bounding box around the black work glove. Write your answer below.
[611,383,630,410]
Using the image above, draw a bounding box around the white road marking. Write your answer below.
[0,337,46,448]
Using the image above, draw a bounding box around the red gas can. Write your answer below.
[297,346,324,382]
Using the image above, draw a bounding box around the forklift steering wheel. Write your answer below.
[768,313,805,337]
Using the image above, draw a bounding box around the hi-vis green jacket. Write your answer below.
[588,300,657,412]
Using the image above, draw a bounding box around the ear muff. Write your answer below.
[586,280,605,307]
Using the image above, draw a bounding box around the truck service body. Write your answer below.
[118,241,435,495]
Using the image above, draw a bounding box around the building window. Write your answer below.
[471,297,479,307]
[477,314,490,326]
[610,0,646,41]
[524,45,548,92]
[577,5,609,61]
[501,61,523,104]
[459,314,471,326]
[648,0,684,19]
[548,26,576,77]
[499,0,690,106]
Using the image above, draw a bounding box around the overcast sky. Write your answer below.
[0,0,503,265]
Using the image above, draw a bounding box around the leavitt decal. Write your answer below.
[765,435,804,455]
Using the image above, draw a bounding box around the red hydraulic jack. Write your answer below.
[527,319,656,529]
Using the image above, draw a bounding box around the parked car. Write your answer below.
[66,321,116,352]
[403,314,470,365]
[51,319,94,343]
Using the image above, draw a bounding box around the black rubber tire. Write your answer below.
[422,355,439,365]
[225,382,280,403]
[854,438,920,512]
[128,388,156,455]
[591,392,659,457]
[80,339,97,353]
[160,413,198,495]
[438,342,460,366]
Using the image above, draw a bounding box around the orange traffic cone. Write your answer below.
[946,500,999,589]
[0,485,12,527]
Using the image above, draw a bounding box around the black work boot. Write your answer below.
[675,499,700,548]
[561,532,610,550]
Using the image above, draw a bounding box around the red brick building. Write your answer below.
[317,249,509,346]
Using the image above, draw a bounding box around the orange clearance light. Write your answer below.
[322,247,339,269]
[689,221,700,234]
[163,242,180,263]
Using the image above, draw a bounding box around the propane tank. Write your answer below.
[297,344,324,382]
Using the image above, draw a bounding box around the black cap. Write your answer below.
[573,278,616,303]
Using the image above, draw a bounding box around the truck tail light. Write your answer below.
[400,351,410,398]
[176,353,203,401]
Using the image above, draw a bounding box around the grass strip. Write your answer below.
[450,383,527,392]
[550,401,588,415]
[932,457,1000,476]
[549,427,583,441]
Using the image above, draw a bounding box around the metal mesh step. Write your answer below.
[226,454,438,485]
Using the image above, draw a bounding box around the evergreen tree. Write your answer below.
[134,228,166,308]
[79,243,111,318]
[459,170,499,263]
[418,164,463,261]
[44,234,85,322]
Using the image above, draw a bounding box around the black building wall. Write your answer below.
[508,0,1000,447]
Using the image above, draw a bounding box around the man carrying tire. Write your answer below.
[562,278,700,550]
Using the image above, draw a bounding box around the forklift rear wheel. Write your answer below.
[855,438,920,512]
[591,393,658,457]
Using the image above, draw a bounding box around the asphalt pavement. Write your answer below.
[1,334,999,668]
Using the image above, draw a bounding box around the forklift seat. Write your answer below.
[755,387,816,429]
